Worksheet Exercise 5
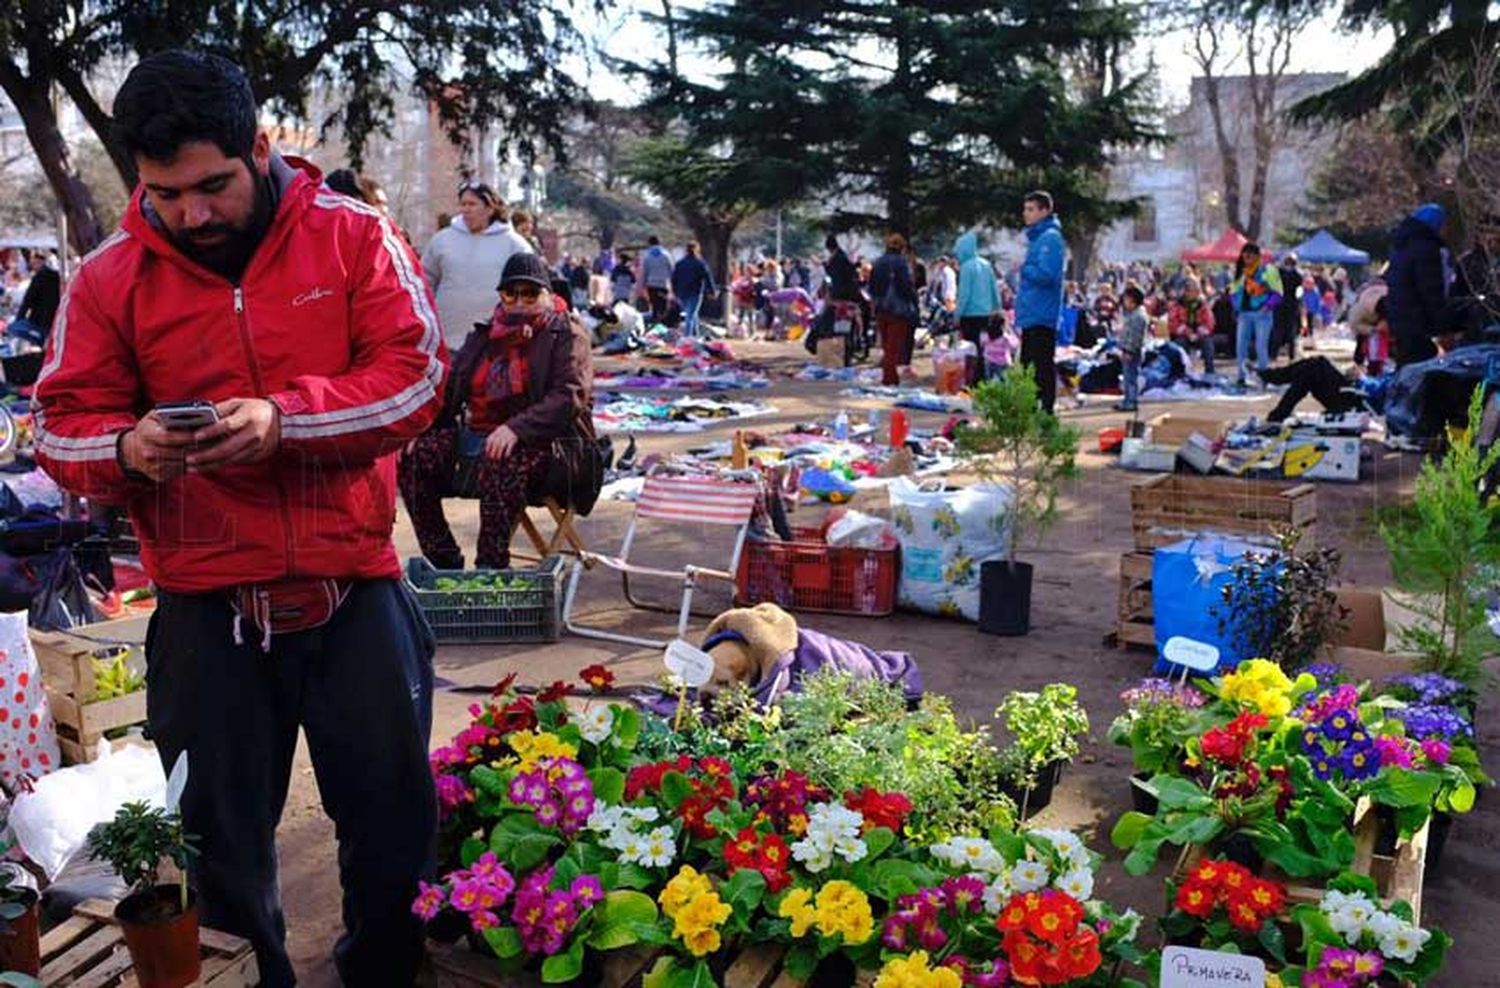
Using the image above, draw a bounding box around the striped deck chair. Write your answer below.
[562,473,761,648]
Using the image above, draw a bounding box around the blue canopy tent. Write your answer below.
[1287,229,1370,266]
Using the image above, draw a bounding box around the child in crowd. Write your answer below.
[983,319,1019,380]
[610,253,636,304]
[1115,285,1147,412]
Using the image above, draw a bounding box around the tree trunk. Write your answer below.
[1202,73,1243,234]
[56,65,138,190]
[1246,116,1274,242]
[694,223,734,292]
[1066,228,1097,282]
[0,60,106,252]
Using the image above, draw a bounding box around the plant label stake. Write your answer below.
[663,639,713,729]
[1163,636,1219,683]
[1160,945,1264,987]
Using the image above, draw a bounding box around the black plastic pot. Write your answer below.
[1425,811,1453,876]
[979,560,1033,636]
[1212,832,1264,872]
[1130,772,1159,815]
[1000,760,1063,818]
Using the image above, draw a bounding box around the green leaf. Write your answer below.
[1366,768,1444,808]
[541,940,585,983]
[470,764,506,798]
[1110,811,1153,850]
[862,826,896,861]
[660,771,692,809]
[586,890,659,950]
[1151,776,1214,812]
[588,767,626,806]
[1123,837,1166,876]
[1164,814,1224,846]
[483,925,524,959]
[491,814,561,872]
[642,957,675,988]
[666,959,716,988]
[614,707,642,750]
[460,837,486,868]
[1257,919,1287,965]
[1446,781,1476,813]
[613,863,656,891]
[870,859,926,899]
[782,945,819,981]
[554,855,582,886]
[723,867,767,916]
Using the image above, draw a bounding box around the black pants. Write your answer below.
[958,316,988,386]
[1259,357,1360,423]
[1020,325,1058,413]
[646,287,669,324]
[145,580,437,987]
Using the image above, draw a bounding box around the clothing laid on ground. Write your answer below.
[422,216,533,349]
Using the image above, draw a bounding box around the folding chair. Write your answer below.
[562,473,760,648]
[511,496,592,567]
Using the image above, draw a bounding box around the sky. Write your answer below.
[579,2,1394,110]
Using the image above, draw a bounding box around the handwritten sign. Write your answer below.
[1164,636,1221,672]
[1160,946,1265,988]
[663,639,715,688]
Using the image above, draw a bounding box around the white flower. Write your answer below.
[1055,867,1094,901]
[624,806,660,825]
[1321,890,1377,944]
[982,874,1012,915]
[791,838,833,873]
[580,705,614,744]
[1033,828,1084,858]
[834,835,868,864]
[1379,922,1430,963]
[638,826,676,868]
[587,804,625,834]
[1114,908,1143,942]
[930,837,1004,874]
[617,835,645,863]
[1010,859,1050,893]
[791,802,867,871]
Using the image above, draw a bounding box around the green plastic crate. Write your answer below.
[403,556,565,644]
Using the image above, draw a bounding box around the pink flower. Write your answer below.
[435,774,475,814]
[471,909,500,931]
[570,875,604,909]
[1421,738,1452,765]
[412,881,446,921]
[1374,736,1414,769]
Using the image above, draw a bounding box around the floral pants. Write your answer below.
[397,426,552,570]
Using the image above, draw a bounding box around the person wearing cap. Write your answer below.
[398,252,596,571]
[421,180,533,350]
[1386,202,1450,366]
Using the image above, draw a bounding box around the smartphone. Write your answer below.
[154,400,220,431]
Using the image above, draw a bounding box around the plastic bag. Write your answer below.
[1151,535,1264,675]
[888,477,1011,621]
[825,509,897,550]
[10,740,165,880]
[0,611,61,786]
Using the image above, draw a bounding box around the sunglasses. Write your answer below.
[500,285,545,303]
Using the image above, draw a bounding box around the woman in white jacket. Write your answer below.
[421,181,533,349]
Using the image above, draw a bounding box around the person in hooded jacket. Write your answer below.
[954,230,1000,386]
[670,241,717,337]
[1386,203,1450,366]
[421,181,533,350]
[1016,191,1066,412]
[640,235,674,324]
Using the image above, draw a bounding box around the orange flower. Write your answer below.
[1219,863,1251,894]
[1191,860,1222,885]
[1245,878,1285,916]
[1059,927,1102,980]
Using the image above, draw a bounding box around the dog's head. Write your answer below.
[700,639,757,697]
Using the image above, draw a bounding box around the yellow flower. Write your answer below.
[1218,659,1294,718]
[682,926,721,957]
[658,866,714,919]
[814,881,874,945]
[673,891,732,937]
[1265,974,1284,988]
[874,951,962,988]
[778,887,818,938]
[507,730,578,770]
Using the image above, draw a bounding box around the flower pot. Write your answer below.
[1000,760,1062,818]
[810,953,857,987]
[116,885,201,988]
[1210,832,1264,872]
[1130,772,1159,815]
[978,560,1033,636]
[0,890,40,977]
[1425,810,1453,876]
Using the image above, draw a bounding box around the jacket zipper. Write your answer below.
[233,286,297,579]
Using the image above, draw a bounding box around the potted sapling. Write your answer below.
[0,865,39,977]
[995,683,1090,816]
[87,753,200,988]
[957,365,1080,635]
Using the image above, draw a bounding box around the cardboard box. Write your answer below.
[1323,587,1422,681]
[815,337,846,368]
[1149,413,1229,448]
[1177,433,1218,474]
[1121,438,1177,472]
[1284,432,1361,482]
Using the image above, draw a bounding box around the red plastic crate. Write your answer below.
[735,527,899,616]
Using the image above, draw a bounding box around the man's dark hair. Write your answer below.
[648,235,661,246]
[325,168,362,200]
[113,51,258,163]
[1023,190,1054,212]
[1123,286,1145,306]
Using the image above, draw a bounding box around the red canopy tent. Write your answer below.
[1180,229,1266,263]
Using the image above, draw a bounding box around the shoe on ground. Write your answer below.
[1113,401,1138,412]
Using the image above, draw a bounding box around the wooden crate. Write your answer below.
[1177,798,1428,924]
[39,897,258,987]
[424,940,874,988]
[33,615,151,765]
[1129,474,1318,551]
[1115,550,1156,649]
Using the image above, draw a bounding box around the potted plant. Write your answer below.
[995,684,1089,816]
[0,865,39,977]
[956,366,1080,635]
[1214,528,1349,671]
[1108,678,1209,813]
[1160,857,1289,965]
[87,754,200,988]
[1381,384,1500,687]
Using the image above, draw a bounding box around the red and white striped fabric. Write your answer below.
[635,475,759,525]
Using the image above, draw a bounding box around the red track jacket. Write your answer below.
[34,158,449,593]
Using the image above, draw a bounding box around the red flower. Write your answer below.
[579,664,615,693]
[698,756,732,778]
[1058,927,1102,980]
[493,697,537,734]
[538,680,570,704]
[624,756,693,801]
[1242,878,1285,917]
[997,892,1099,987]
[1200,725,1248,765]
[490,672,518,698]
[1175,880,1216,918]
[844,787,914,833]
[1226,895,1265,932]
[723,827,762,872]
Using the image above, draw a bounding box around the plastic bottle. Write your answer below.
[833,409,850,441]
[731,429,749,469]
[889,409,910,449]
[867,408,879,434]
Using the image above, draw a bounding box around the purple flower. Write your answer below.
[1320,708,1357,742]
[1374,735,1415,769]
[967,961,1011,988]
[1394,703,1473,741]
[1338,742,1380,781]
[881,914,912,951]
[570,875,604,909]
[534,799,564,829]
[1304,662,1348,687]
[940,875,987,914]
[1387,673,1467,705]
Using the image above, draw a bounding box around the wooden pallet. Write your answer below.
[424,940,874,988]
[1115,550,1156,649]
[32,616,150,764]
[1176,797,1428,924]
[1129,474,1318,551]
[39,898,258,987]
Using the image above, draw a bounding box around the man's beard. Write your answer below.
[176,168,274,281]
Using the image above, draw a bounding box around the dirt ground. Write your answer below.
[271,339,1499,986]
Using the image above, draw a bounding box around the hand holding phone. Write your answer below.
[154,400,221,431]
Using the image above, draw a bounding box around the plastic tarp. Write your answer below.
[1384,344,1500,438]
[1151,535,1266,675]
[1287,229,1370,266]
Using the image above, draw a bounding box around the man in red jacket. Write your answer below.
[34,52,448,987]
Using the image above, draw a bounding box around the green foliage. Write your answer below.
[957,367,1081,562]
[86,800,198,908]
[1381,385,1500,685]
[996,683,1091,778]
[1214,528,1349,671]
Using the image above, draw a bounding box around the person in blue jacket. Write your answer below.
[1016,191,1067,412]
[670,240,717,337]
[955,230,1000,386]
[1385,202,1450,366]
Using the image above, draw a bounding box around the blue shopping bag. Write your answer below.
[1151,536,1268,676]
